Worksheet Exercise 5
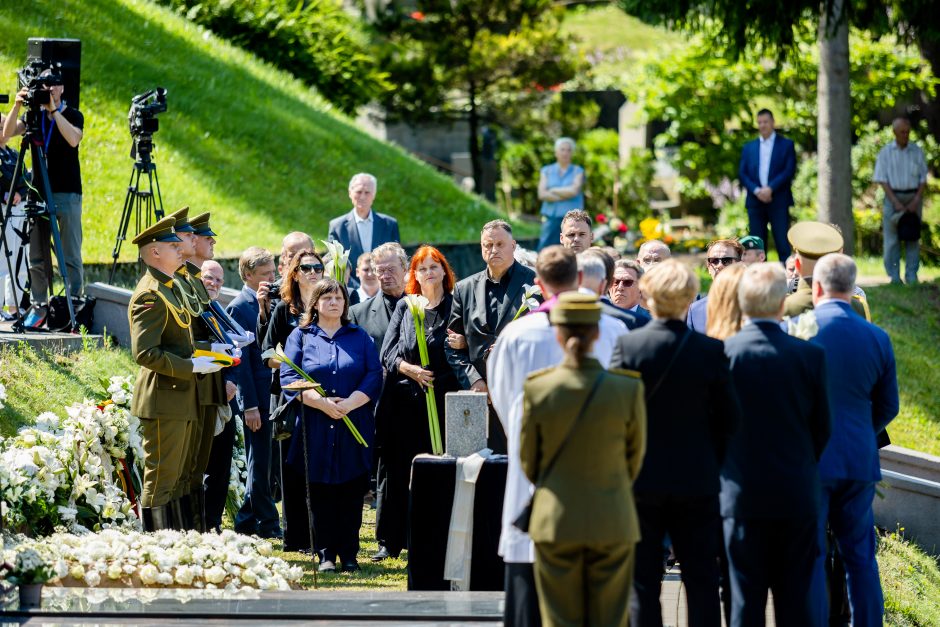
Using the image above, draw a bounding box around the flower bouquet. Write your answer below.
[785,310,819,341]
[321,240,350,284]
[1,547,55,608]
[267,344,368,447]
[511,284,542,321]
[404,295,443,455]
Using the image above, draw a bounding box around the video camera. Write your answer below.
[128,87,167,137]
[16,59,63,111]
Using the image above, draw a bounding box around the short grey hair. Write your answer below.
[554,137,576,152]
[481,219,513,236]
[371,242,408,270]
[349,172,378,191]
[577,252,607,284]
[738,262,788,319]
[638,239,671,258]
[892,117,912,131]
[814,253,857,295]
[614,258,644,278]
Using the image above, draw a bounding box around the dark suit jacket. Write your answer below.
[809,301,899,483]
[349,292,401,350]
[327,209,401,289]
[611,319,739,496]
[600,296,649,330]
[446,262,538,388]
[739,134,797,212]
[226,286,271,414]
[722,321,831,519]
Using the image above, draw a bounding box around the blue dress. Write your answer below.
[280,322,383,484]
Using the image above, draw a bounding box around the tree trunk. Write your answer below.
[468,78,483,195]
[916,39,940,145]
[817,0,854,254]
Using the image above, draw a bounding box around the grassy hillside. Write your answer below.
[0,0,527,263]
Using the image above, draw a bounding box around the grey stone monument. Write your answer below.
[445,391,489,458]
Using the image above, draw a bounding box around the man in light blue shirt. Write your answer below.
[873,117,929,285]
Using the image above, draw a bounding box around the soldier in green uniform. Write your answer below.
[520,293,647,627]
[784,221,870,320]
[128,217,223,530]
[162,207,232,531]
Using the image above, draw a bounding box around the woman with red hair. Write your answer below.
[373,245,460,561]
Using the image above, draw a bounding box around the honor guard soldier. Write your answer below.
[784,221,870,320]
[129,217,223,531]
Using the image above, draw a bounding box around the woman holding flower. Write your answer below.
[280,278,382,573]
[260,249,323,551]
[374,245,460,561]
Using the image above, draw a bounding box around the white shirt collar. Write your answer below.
[759,131,776,145]
[244,285,257,297]
[353,209,373,224]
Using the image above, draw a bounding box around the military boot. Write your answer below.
[141,505,170,531]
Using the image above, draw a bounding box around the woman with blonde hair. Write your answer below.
[705,263,748,340]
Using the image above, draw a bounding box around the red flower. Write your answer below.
[595,213,608,223]
[410,11,425,21]
[618,224,628,233]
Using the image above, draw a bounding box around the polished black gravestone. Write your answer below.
[407,456,507,591]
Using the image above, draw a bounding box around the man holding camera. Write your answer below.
[3,70,84,325]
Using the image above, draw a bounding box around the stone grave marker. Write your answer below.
[445,391,488,457]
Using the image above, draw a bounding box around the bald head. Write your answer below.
[280,232,314,275]
[201,260,225,300]
[637,240,670,270]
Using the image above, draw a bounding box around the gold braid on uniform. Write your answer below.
[159,285,193,329]
[176,276,205,317]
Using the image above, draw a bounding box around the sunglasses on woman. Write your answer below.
[299,263,324,274]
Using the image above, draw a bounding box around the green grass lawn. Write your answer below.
[0,0,530,264]
[562,4,680,87]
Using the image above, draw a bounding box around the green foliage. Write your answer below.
[627,28,937,203]
[578,130,654,222]
[156,0,389,113]
[0,0,517,263]
[878,528,940,625]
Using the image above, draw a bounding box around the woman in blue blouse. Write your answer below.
[281,278,383,573]
[537,137,585,251]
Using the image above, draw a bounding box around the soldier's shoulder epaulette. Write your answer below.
[130,288,160,310]
[609,367,642,379]
[525,366,556,381]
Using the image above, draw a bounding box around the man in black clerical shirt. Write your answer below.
[349,242,407,348]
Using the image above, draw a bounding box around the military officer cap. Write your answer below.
[165,206,196,233]
[190,212,217,237]
[132,216,182,247]
[550,292,602,325]
[739,235,764,251]
[787,221,843,259]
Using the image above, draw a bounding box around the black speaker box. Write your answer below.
[27,38,81,110]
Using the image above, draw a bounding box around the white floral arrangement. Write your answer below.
[0,382,6,410]
[226,418,248,521]
[3,529,302,590]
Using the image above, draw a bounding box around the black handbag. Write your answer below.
[47,294,96,332]
[269,392,299,441]
[513,372,606,532]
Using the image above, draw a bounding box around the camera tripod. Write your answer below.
[0,115,78,332]
[107,137,164,283]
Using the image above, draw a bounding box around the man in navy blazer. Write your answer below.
[722,262,831,626]
[739,109,797,261]
[227,247,281,538]
[328,173,401,289]
[806,254,899,626]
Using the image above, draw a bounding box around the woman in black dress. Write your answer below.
[372,245,460,561]
[260,249,324,552]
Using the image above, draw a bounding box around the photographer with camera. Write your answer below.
[1,112,29,319]
[3,68,84,326]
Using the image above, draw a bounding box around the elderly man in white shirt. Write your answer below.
[873,117,929,285]
[488,245,627,627]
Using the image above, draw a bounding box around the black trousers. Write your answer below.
[203,409,236,531]
[630,493,722,627]
[309,473,369,564]
[504,562,542,627]
[280,438,312,552]
[723,515,820,627]
[487,404,507,455]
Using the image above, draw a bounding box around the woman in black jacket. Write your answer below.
[371,245,460,561]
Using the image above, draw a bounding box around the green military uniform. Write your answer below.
[519,294,647,627]
[128,218,198,526]
[164,208,226,530]
[783,221,871,320]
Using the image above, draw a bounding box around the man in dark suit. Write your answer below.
[607,258,652,326]
[446,220,537,454]
[739,109,797,261]
[806,254,899,626]
[348,242,408,348]
[328,173,401,289]
[227,247,281,539]
[611,259,739,627]
[577,251,645,330]
[722,262,831,626]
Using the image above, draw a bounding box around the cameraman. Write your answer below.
[1,112,29,318]
[3,69,84,321]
